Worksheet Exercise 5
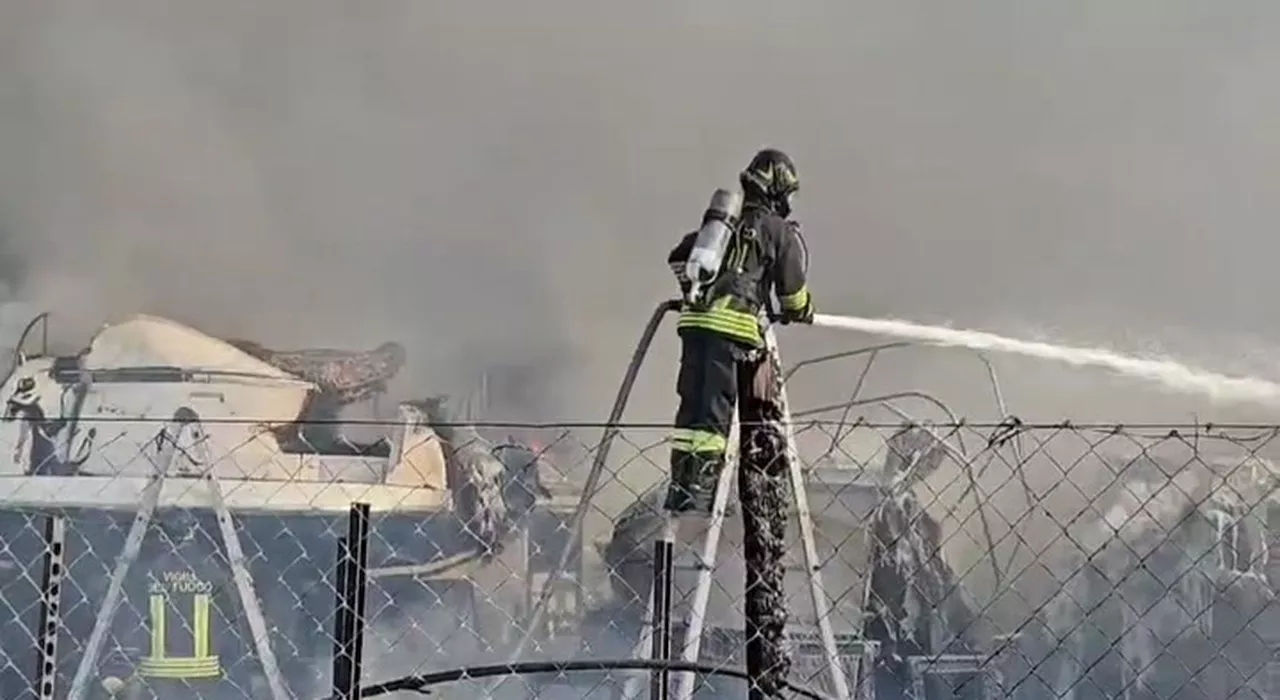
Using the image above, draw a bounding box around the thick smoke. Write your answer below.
[3,2,1280,429]
[5,6,1280,693]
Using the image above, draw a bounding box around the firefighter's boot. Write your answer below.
[664,450,723,515]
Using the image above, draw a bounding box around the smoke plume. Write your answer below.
[2,2,1280,430]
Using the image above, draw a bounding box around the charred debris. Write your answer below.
[594,419,1280,700]
[5,312,1280,700]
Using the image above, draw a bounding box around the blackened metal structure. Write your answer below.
[650,535,674,700]
[331,503,372,700]
[538,299,1026,700]
[517,300,1021,700]
[32,514,66,700]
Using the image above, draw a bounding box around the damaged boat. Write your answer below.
[0,312,568,700]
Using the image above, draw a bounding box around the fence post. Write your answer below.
[649,529,674,700]
[331,535,352,696]
[33,514,66,700]
[331,503,372,700]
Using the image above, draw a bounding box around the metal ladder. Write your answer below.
[65,419,292,700]
[623,325,851,700]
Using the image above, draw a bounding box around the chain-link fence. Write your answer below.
[2,415,1280,700]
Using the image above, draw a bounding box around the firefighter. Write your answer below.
[665,148,816,514]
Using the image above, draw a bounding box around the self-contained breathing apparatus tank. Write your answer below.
[684,188,744,306]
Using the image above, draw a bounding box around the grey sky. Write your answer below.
[2,1,1279,427]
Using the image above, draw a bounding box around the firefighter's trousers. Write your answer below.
[666,328,759,513]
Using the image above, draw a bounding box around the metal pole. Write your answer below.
[33,514,66,700]
[349,504,371,697]
[649,525,675,700]
[331,536,354,698]
[332,503,371,700]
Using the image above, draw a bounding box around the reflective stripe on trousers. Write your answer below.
[669,428,728,454]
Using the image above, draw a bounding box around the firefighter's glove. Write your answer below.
[779,301,815,325]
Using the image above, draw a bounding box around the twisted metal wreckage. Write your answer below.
[229,337,557,563]
[1,306,1279,700]
[518,302,1003,700]
[541,301,1280,700]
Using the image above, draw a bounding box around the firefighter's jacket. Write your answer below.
[668,203,811,347]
